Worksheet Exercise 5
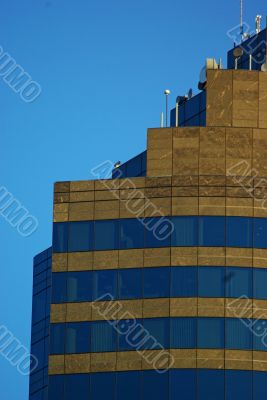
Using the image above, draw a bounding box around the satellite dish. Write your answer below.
[188,88,193,99]
[261,63,267,72]
[233,47,244,58]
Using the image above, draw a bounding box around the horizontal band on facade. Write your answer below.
[51,297,267,323]
[48,349,267,375]
[52,247,267,273]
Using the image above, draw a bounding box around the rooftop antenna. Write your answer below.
[255,15,262,34]
[240,0,244,41]
[164,90,171,127]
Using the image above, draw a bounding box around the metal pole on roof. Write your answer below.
[240,0,244,41]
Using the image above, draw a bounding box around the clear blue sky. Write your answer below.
[1,0,267,398]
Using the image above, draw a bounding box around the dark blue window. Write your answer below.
[225,370,252,400]
[198,318,224,348]
[118,269,142,300]
[199,216,225,247]
[53,223,68,253]
[254,269,267,299]
[91,372,115,400]
[142,318,170,349]
[65,374,90,400]
[143,370,169,400]
[91,321,117,352]
[117,371,141,400]
[65,323,90,354]
[68,221,93,252]
[94,220,119,251]
[198,267,225,297]
[226,267,252,298]
[171,217,198,246]
[198,369,224,400]
[118,320,144,351]
[226,217,252,247]
[145,217,172,248]
[48,375,64,399]
[226,318,252,350]
[143,267,170,298]
[32,290,47,323]
[92,270,117,300]
[50,324,65,354]
[170,318,196,348]
[51,273,66,303]
[171,267,197,297]
[254,371,267,399]
[66,272,92,302]
[253,320,267,351]
[170,369,196,400]
[119,219,144,249]
[254,218,267,248]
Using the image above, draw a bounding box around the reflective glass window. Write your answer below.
[91,372,115,400]
[170,318,196,348]
[119,219,144,249]
[254,269,267,299]
[253,320,267,351]
[254,218,267,249]
[226,217,252,247]
[94,220,119,251]
[91,321,117,352]
[225,370,252,400]
[143,267,170,298]
[226,267,252,298]
[253,371,267,399]
[198,318,224,348]
[226,318,252,349]
[117,371,141,400]
[143,370,169,400]
[50,324,65,354]
[118,319,143,351]
[198,369,224,400]
[68,221,93,252]
[145,217,172,248]
[198,267,225,297]
[53,223,68,253]
[66,272,92,302]
[126,155,142,177]
[171,267,197,297]
[32,290,47,323]
[51,273,66,303]
[170,369,196,400]
[142,318,170,349]
[118,268,142,300]
[65,374,90,400]
[65,323,90,354]
[92,270,117,300]
[171,217,198,246]
[48,375,64,399]
[199,216,225,247]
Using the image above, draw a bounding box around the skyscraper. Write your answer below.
[30,24,267,400]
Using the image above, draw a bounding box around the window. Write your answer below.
[118,268,142,300]
[253,320,267,351]
[143,370,169,400]
[119,219,144,249]
[91,372,115,400]
[32,290,47,323]
[65,374,90,400]
[92,270,117,300]
[225,370,252,400]
[254,371,267,399]
[50,324,65,354]
[171,267,197,297]
[53,223,68,253]
[198,267,225,297]
[118,320,144,351]
[171,217,198,246]
[48,375,64,399]
[91,321,117,352]
[94,220,119,251]
[68,221,93,252]
[198,318,224,348]
[199,216,225,247]
[117,371,141,400]
[226,267,252,298]
[51,273,66,304]
[170,369,196,400]
[66,272,92,302]
[142,318,170,349]
[226,318,252,350]
[145,217,172,248]
[226,217,253,248]
[254,269,267,299]
[198,369,224,400]
[143,267,170,298]
[170,318,196,348]
[254,218,267,249]
[65,323,90,354]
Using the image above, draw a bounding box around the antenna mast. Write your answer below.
[240,0,244,41]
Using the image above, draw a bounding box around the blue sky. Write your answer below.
[1,0,267,398]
